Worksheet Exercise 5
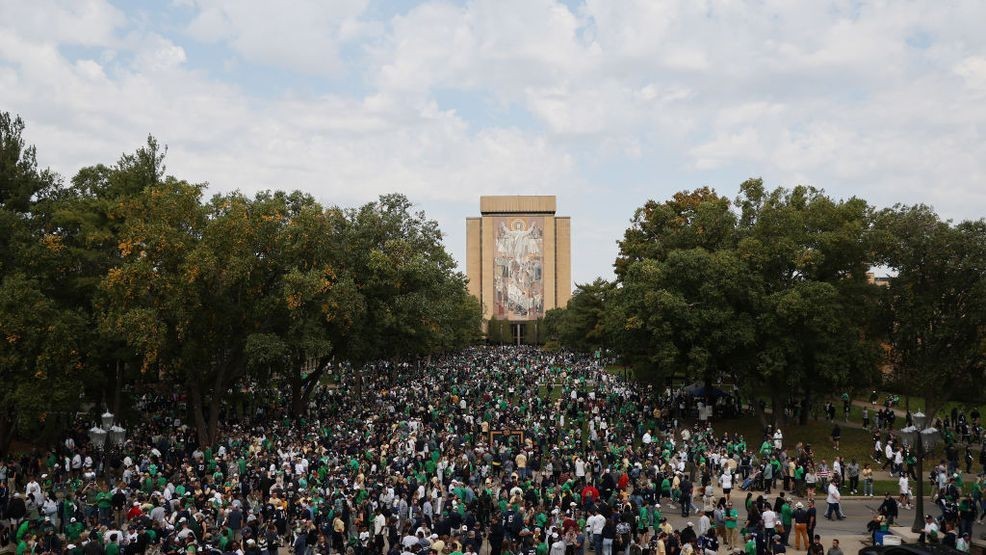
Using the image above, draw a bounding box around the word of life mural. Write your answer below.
[494,217,544,320]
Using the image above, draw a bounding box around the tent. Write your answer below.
[682,382,731,399]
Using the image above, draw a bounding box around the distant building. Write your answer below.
[466,196,571,343]
[866,272,891,287]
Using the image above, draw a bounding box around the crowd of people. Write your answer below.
[0,347,982,555]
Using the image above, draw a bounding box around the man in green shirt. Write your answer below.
[16,535,33,555]
[96,490,112,525]
[65,518,85,543]
[781,498,793,546]
[724,502,739,548]
[744,534,756,555]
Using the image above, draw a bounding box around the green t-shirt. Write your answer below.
[781,504,793,526]
[745,539,756,555]
[106,543,120,555]
[725,508,738,529]
[16,521,30,542]
[66,522,85,541]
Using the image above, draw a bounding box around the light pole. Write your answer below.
[87,411,126,478]
[900,411,940,533]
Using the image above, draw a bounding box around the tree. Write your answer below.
[612,188,753,384]
[0,112,58,212]
[336,194,479,368]
[875,206,986,418]
[242,192,364,418]
[736,180,883,424]
[611,181,883,423]
[0,112,88,454]
[0,274,86,453]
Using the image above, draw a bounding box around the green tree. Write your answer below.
[611,181,883,422]
[875,206,986,417]
[543,279,615,352]
[736,180,883,424]
[612,188,753,384]
[0,111,88,453]
[0,274,87,453]
[337,194,479,368]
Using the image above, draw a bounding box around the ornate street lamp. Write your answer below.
[87,411,125,477]
[88,426,107,451]
[903,411,941,533]
[108,425,126,447]
[101,411,115,431]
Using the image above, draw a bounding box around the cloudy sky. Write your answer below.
[2,0,985,284]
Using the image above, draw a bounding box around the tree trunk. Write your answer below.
[207,395,220,444]
[771,391,785,427]
[798,391,810,425]
[0,411,15,457]
[754,394,768,428]
[289,369,303,418]
[112,360,123,416]
[187,381,210,447]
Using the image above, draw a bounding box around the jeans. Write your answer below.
[593,533,602,553]
[864,479,874,496]
[826,502,842,519]
[602,538,614,555]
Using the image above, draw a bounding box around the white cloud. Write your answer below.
[2,0,986,282]
[0,0,125,47]
[184,0,373,75]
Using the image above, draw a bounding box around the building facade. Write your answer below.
[466,196,571,343]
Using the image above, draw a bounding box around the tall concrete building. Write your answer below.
[466,195,571,342]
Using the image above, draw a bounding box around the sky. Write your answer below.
[2,0,985,285]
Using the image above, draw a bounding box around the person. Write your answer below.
[861,464,874,497]
[779,496,792,547]
[825,539,842,555]
[793,503,809,551]
[807,535,824,555]
[878,493,899,525]
[602,517,616,555]
[771,534,786,555]
[866,514,886,545]
[920,514,939,544]
[824,482,843,521]
[719,471,733,502]
[846,459,859,495]
[723,502,738,549]
[830,425,841,452]
[699,530,718,555]
[806,500,818,543]
[898,474,912,510]
[588,508,605,555]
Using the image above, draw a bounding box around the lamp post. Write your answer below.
[87,411,126,478]
[900,411,940,533]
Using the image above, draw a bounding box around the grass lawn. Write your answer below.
[538,384,564,401]
[703,414,874,465]
[871,480,900,496]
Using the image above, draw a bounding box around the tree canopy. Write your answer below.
[549,178,980,425]
[0,111,481,452]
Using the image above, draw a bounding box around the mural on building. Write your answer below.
[493,216,544,320]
